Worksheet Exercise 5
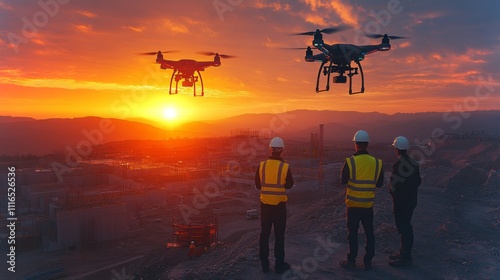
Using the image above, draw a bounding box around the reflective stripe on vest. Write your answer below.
[259,159,289,205]
[345,154,382,208]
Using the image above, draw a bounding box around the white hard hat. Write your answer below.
[269,137,285,148]
[392,136,410,150]
[352,130,370,142]
[191,241,194,244]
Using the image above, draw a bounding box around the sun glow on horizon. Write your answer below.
[162,107,178,121]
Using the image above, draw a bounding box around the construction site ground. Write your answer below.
[8,140,500,280]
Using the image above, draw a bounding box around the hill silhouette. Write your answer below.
[0,117,193,156]
[1,110,499,156]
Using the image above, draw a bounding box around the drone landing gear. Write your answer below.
[169,70,205,97]
[348,60,364,95]
[195,70,204,97]
[169,69,179,95]
[315,60,365,94]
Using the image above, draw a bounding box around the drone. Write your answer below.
[291,26,406,94]
[139,51,235,96]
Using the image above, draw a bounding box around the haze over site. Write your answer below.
[0,0,499,126]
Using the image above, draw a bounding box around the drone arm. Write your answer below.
[308,53,327,62]
[159,60,175,69]
[198,61,217,69]
[358,44,391,56]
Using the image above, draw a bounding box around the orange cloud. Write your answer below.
[300,0,360,28]
[0,68,22,76]
[0,1,13,10]
[431,53,442,60]
[301,0,321,11]
[329,0,360,28]
[398,41,411,48]
[73,24,93,33]
[0,77,161,92]
[123,26,144,32]
[407,12,444,28]
[254,0,292,11]
[303,13,328,26]
[29,33,47,45]
[161,19,189,33]
[75,10,97,18]
[178,17,217,36]
[264,36,283,48]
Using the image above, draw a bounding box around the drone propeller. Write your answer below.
[138,50,178,55]
[197,51,237,59]
[292,25,351,36]
[281,47,311,50]
[365,33,407,40]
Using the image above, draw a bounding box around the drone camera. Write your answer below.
[182,81,194,87]
[333,75,347,83]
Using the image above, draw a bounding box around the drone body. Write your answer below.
[140,51,233,96]
[294,27,404,94]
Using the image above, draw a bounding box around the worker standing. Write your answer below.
[188,241,196,260]
[340,130,384,271]
[388,136,421,267]
[255,137,294,274]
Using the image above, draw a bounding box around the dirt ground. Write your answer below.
[8,140,499,280]
[156,140,500,280]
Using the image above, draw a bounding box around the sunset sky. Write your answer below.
[1,0,499,125]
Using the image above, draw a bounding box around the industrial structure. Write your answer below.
[171,218,218,248]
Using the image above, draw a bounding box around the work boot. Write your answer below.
[388,253,401,260]
[274,262,291,274]
[389,258,411,267]
[363,262,372,271]
[261,260,269,273]
[339,260,357,270]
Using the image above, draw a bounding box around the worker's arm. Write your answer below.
[376,166,384,188]
[285,168,294,189]
[255,166,261,190]
[340,161,349,185]
[415,163,421,187]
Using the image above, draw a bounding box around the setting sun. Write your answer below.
[163,107,178,120]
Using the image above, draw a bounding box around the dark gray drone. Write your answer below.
[291,26,406,94]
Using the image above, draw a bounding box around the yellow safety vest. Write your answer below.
[259,159,289,205]
[345,154,382,208]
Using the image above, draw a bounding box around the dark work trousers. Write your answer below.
[259,202,286,265]
[347,207,375,264]
[394,204,415,259]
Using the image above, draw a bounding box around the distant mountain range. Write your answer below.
[1,110,499,156]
